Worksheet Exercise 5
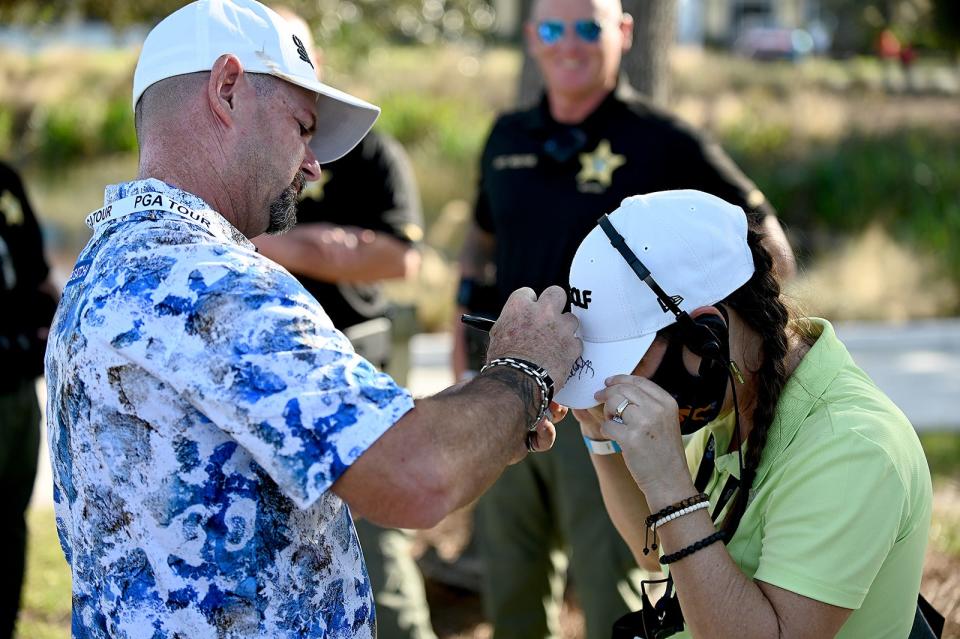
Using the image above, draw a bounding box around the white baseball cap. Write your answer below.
[132,0,380,163]
[553,190,755,409]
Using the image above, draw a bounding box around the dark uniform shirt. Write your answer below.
[294,130,423,330]
[475,83,773,308]
[0,161,56,389]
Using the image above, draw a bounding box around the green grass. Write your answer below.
[920,432,960,563]
[921,431,960,479]
[16,509,70,639]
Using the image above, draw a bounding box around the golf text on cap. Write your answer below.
[570,287,592,309]
[85,194,212,232]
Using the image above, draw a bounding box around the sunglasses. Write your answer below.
[536,19,603,45]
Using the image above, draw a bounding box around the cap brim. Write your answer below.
[276,71,380,164]
[553,332,656,410]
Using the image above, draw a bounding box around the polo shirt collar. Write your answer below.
[103,178,255,250]
[704,410,743,480]
[532,78,636,133]
[753,318,847,485]
[698,319,846,484]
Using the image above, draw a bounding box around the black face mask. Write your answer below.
[649,314,731,435]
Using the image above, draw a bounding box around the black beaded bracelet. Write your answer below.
[659,530,727,565]
[481,357,554,432]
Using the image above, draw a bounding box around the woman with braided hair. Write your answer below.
[553,190,932,638]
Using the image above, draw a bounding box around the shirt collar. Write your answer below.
[531,77,636,133]
[703,410,743,480]
[699,319,845,483]
[753,318,846,485]
[103,178,255,250]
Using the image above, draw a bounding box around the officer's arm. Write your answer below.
[254,225,419,283]
[759,215,796,281]
[452,222,496,381]
[671,124,796,279]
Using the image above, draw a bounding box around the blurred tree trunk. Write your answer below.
[621,0,677,105]
[515,0,540,108]
[515,0,677,109]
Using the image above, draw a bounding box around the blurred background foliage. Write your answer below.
[0,0,958,329]
[3,5,960,636]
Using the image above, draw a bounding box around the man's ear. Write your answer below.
[523,20,539,56]
[207,54,244,127]
[620,13,634,52]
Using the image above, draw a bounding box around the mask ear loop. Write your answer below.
[729,365,744,514]
[719,304,745,538]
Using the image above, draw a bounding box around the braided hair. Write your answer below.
[718,229,792,536]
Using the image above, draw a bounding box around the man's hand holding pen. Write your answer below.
[462,286,580,456]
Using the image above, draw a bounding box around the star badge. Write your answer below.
[576,139,625,189]
[0,190,24,225]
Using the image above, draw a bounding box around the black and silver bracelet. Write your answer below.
[480,357,555,431]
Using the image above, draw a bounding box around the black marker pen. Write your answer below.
[460,314,496,332]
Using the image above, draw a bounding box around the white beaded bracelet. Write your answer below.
[653,500,710,530]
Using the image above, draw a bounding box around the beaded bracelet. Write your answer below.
[480,357,555,432]
[653,500,710,530]
[644,493,709,529]
[659,530,727,565]
[642,493,709,556]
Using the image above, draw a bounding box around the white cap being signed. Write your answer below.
[553,190,755,409]
[132,0,379,163]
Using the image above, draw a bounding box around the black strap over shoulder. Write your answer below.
[910,594,945,639]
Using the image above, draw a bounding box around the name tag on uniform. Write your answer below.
[492,154,538,170]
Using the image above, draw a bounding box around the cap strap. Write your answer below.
[596,214,685,318]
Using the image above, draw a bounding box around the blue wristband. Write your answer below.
[583,435,622,455]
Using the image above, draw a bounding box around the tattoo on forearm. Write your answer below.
[475,367,540,427]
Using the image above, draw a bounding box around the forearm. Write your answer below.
[630,459,782,639]
[454,224,496,380]
[458,223,495,280]
[336,366,539,528]
[335,232,416,282]
[644,485,782,639]
[416,368,540,509]
[255,226,416,282]
[590,453,660,570]
[760,215,796,281]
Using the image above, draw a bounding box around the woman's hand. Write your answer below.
[596,374,693,501]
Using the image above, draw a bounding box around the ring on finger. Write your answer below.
[614,398,631,420]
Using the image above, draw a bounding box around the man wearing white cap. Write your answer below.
[43,1,581,637]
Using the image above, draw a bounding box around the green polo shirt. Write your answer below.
[675,319,932,638]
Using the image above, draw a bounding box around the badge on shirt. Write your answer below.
[492,154,538,170]
[0,190,24,225]
[576,140,626,193]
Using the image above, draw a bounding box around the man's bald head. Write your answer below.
[525,0,632,121]
[531,0,623,23]
[134,73,205,143]
[134,72,279,144]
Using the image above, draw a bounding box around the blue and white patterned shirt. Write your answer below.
[45,179,415,638]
